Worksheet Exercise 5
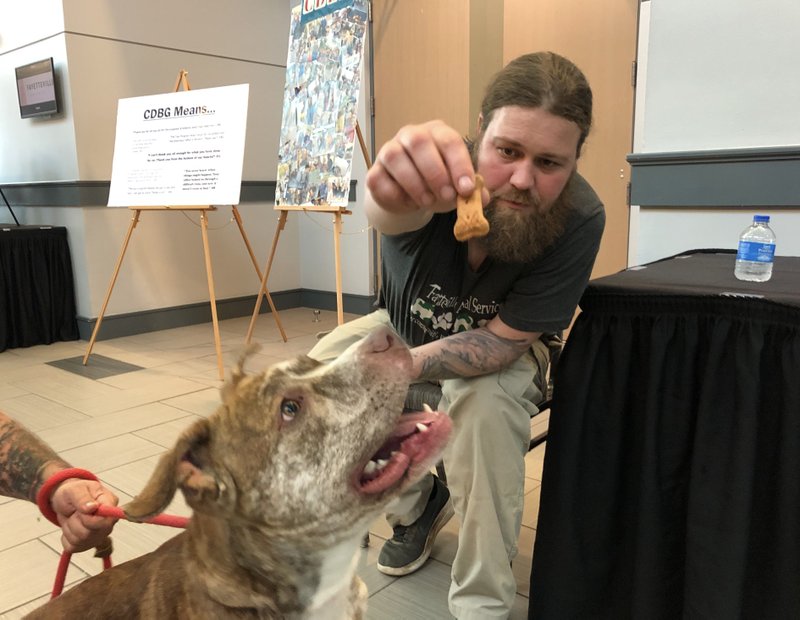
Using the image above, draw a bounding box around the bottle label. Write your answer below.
[737,241,775,262]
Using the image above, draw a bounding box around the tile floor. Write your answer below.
[0,308,547,619]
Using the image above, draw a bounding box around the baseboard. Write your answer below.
[76,289,376,340]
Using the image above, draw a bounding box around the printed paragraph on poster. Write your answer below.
[108,84,249,207]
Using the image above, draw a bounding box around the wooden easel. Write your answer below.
[245,122,372,343]
[83,70,286,380]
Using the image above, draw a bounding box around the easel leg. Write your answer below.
[83,210,141,365]
[200,212,225,380]
[246,210,288,344]
[232,206,287,343]
[333,211,344,325]
[231,206,263,280]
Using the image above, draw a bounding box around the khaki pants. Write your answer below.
[308,310,545,619]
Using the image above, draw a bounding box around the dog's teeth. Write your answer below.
[423,403,434,413]
[416,422,429,433]
[376,459,389,470]
[363,461,377,475]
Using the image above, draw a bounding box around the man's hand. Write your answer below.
[364,121,489,235]
[50,478,119,553]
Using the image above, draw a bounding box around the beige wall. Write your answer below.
[0,1,375,323]
[468,0,504,137]
[372,0,475,147]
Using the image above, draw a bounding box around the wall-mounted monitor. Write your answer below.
[15,57,59,118]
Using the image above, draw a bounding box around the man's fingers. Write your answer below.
[395,125,454,203]
[374,139,436,208]
[366,161,416,208]
[50,479,119,552]
[58,511,117,553]
[373,121,476,210]
[60,527,107,554]
[427,121,476,198]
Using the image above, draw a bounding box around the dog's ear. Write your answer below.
[125,347,260,522]
[124,417,215,521]
[220,343,261,408]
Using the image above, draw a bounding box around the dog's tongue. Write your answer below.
[358,409,451,495]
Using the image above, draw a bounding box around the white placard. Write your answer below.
[107,84,249,207]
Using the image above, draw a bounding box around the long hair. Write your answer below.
[479,52,593,156]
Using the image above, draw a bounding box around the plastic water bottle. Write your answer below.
[734,215,776,282]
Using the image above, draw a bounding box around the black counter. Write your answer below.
[530,250,800,619]
[0,226,79,352]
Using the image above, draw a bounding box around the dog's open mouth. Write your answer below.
[356,405,452,494]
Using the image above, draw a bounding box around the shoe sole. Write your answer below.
[377,500,455,577]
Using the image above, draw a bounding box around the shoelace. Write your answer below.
[392,524,409,542]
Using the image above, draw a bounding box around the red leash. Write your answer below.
[50,505,190,599]
[95,504,191,529]
[35,468,190,599]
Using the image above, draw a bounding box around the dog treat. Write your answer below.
[453,174,489,241]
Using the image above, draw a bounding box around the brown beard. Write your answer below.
[479,175,574,263]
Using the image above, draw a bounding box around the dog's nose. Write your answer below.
[355,327,412,376]
[364,326,396,353]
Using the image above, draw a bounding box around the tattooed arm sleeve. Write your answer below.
[0,411,70,501]
[411,316,542,382]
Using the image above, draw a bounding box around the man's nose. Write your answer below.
[509,162,535,191]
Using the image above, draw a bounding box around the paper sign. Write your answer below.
[107,84,249,207]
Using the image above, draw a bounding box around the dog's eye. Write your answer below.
[280,398,301,422]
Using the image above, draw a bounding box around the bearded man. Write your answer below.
[309,51,604,619]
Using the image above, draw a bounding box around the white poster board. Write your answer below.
[107,84,249,207]
[275,0,369,209]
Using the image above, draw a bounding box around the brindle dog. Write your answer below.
[28,327,451,619]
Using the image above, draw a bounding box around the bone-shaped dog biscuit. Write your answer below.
[453,174,489,241]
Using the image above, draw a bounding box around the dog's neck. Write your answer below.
[302,530,366,619]
[185,514,367,618]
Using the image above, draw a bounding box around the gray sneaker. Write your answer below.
[377,476,454,576]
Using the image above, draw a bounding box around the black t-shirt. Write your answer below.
[378,173,605,347]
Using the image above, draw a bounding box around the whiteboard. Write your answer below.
[640,0,800,153]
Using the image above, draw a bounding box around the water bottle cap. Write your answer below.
[754,215,770,223]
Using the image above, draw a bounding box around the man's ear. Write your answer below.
[124,418,216,521]
[476,113,484,133]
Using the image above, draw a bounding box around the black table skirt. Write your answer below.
[529,251,800,619]
[0,226,78,351]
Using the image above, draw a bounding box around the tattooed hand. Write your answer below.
[0,412,119,552]
[50,475,119,552]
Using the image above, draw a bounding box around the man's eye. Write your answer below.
[280,399,301,422]
[498,147,517,158]
[537,158,560,169]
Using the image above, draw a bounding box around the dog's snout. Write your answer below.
[339,327,411,378]
[376,331,394,353]
[364,326,399,354]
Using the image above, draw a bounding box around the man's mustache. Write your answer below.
[488,190,541,210]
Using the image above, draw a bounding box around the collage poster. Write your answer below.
[275,0,369,209]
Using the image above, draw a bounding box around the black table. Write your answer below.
[0,226,78,352]
[529,250,800,619]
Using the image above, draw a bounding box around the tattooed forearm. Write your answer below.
[0,413,69,501]
[413,327,533,382]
